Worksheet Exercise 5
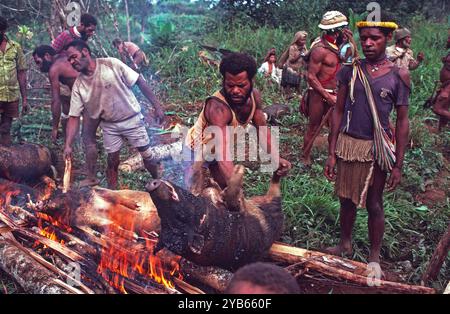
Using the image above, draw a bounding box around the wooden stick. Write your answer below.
[303,107,333,156]
[63,158,72,193]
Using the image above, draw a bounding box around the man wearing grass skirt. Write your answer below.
[324,16,411,270]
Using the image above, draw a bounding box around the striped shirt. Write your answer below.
[51,27,81,53]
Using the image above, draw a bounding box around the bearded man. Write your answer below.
[184,52,291,194]
[386,28,424,71]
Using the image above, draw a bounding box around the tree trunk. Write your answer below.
[422,223,450,284]
[124,0,131,42]
[0,237,75,294]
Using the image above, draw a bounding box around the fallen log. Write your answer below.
[422,223,450,285]
[119,140,182,172]
[269,242,436,294]
[0,236,77,294]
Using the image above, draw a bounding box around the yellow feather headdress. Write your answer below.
[356,21,398,29]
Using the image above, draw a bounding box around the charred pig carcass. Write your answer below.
[36,187,160,237]
[0,143,54,183]
[146,165,284,270]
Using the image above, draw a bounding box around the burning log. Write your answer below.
[0,143,54,183]
[119,140,183,172]
[0,236,79,294]
[146,165,284,270]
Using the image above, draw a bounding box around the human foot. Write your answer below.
[324,243,353,257]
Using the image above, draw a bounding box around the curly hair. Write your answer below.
[65,39,91,54]
[33,45,56,58]
[219,52,257,80]
[225,262,300,294]
[80,13,97,27]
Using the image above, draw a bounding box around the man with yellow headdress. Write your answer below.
[325,16,410,268]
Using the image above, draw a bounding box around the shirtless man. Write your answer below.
[432,34,450,130]
[184,52,291,193]
[301,11,350,165]
[33,45,100,186]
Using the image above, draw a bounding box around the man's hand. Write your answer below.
[21,99,29,116]
[326,93,337,106]
[51,127,59,143]
[154,107,165,126]
[275,158,292,177]
[386,167,402,191]
[324,155,337,181]
[63,146,73,161]
[342,28,354,40]
[417,52,425,63]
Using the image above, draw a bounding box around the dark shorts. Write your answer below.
[0,100,20,118]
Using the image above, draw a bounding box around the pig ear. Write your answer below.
[187,231,205,255]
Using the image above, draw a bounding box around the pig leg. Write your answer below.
[189,161,205,196]
[221,165,245,212]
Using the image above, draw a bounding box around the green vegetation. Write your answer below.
[1,0,448,292]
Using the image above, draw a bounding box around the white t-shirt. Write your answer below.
[69,57,141,122]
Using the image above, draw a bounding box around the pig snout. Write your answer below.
[146,180,162,192]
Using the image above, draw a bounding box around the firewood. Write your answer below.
[63,158,72,193]
[1,232,94,294]
[269,242,436,294]
[422,223,450,285]
[0,236,75,294]
[179,259,233,293]
[302,259,436,294]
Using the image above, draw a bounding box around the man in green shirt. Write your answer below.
[0,17,28,145]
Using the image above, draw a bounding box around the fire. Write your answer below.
[97,208,182,293]
[33,212,71,249]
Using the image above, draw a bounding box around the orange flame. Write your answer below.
[96,209,182,293]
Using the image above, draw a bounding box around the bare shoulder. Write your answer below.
[252,88,262,108]
[397,66,411,89]
[204,98,232,126]
[310,47,327,61]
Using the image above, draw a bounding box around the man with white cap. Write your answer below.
[300,11,352,165]
[386,27,424,70]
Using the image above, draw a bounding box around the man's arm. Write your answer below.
[49,69,62,141]
[387,67,410,190]
[324,81,348,181]
[136,75,165,124]
[63,116,80,160]
[387,105,409,190]
[307,48,336,105]
[251,90,291,176]
[204,99,234,184]
[408,52,424,71]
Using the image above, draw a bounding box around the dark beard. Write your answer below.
[336,33,344,46]
[41,59,52,73]
[80,32,89,41]
[222,82,253,107]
